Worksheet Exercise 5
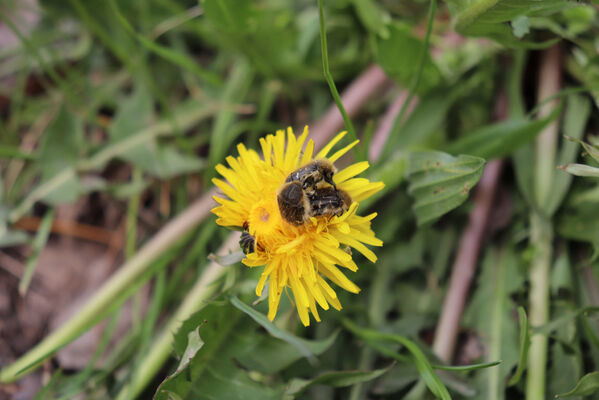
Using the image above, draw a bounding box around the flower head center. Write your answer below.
[248,197,281,241]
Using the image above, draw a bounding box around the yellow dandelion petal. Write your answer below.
[318,262,360,294]
[328,139,360,163]
[211,126,383,325]
[316,130,347,159]
[334,161,370,184]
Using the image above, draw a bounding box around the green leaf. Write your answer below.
[285,363,395,396]
[350,0,391,38]
[235,330,338,375]
[343,319,452,400]
[360,152,407,210]
[532,306,599,336]
[556,372,599,398]
[565,136,599,165]
[508,307,530,386]
[155,300,284,400]
[463,246,522,398]
[374,23,441,94]
[434,360,501,372]
[230,296,317,363]
[407,151,485,225]
[560,164,599,178]
[449,0,573,33]
[446,107,559,160]
[207,59,254,171]
[109,85,204,178]
[544,95,591,216]
[19,208,55,295]
[203,0,254,33]
[37,106,84,204]
[558,207,599,261]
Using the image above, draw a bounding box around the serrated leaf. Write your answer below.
[556,372,599,398]
[407,151,485,225]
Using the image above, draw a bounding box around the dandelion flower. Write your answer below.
[211,127,384,326]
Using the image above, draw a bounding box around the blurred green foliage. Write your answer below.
[1,0,599,399]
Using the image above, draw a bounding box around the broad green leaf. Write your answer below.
[374,23,441,95]
[556,371,599,398]
[155,300,284,400]
[230,296,316,363]
[235,330,338,375]
[284,363,394,396]
[446,107,559,160]
[343,319,452,400]
[407,151,485,225]
[37,106,84,204]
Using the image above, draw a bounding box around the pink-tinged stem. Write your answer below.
[432,159,504,362]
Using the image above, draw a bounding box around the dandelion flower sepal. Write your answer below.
[211,127,384,326]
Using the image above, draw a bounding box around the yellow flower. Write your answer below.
[211,127,384,326]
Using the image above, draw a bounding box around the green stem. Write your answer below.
[526,211,552,400]
[0,189,217,383]
[526,44,561,400]
[115,233,240,400]
[317,0,358,147]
